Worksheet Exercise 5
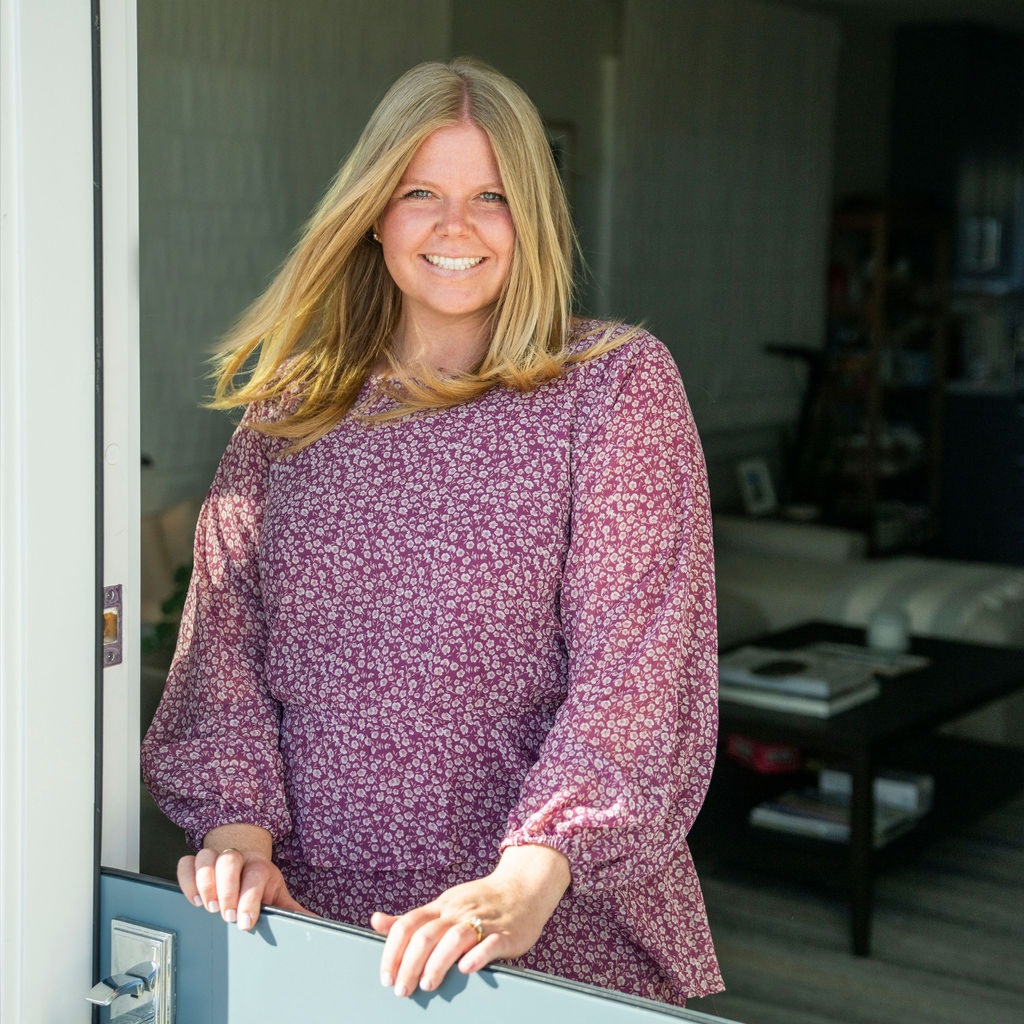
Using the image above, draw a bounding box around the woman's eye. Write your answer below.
[481,191,507,204]
[402,188,432,200]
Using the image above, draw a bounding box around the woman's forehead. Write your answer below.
[401,122,503,184]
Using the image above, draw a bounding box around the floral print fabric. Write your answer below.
[141,322,724,1002]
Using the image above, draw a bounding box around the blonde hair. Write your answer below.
[210,57,628,447]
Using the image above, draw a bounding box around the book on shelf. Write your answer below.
[718,678,880,717]
[817,767,934,815]
[718,645,877,699]
[749,788,924,848]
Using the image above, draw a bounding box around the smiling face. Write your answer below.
[376,122,515,368]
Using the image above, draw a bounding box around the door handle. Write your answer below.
[86,960,157,1005]
[87,918,175,1023]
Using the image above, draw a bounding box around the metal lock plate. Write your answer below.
[108,918,175,1023]
[103,584,123,667]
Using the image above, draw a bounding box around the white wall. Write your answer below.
[139,0,452,512]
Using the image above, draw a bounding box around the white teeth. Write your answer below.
[424,255,484,271]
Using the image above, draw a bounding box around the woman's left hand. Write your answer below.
[370,844,571,997]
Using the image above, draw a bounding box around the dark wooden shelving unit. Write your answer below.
[814,206,952,553]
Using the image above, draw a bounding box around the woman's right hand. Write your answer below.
[176,823,315,931]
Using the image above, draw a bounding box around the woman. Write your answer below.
[141,57,723,1006]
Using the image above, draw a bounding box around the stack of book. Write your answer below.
[749,768,933,848]
[718,645,881,717]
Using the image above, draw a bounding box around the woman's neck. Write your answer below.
[385,312,491,376]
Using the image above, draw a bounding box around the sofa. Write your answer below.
[715,514,1024,747]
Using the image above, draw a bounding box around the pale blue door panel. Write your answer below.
[99,870,738,1023]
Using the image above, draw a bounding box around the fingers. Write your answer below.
[177,848,297,932]
[235,857,268,931]
[187,848,223,913]
[377,908,431,991]
[370,911,397,936]
[458,932,503,976]
[176,854,202,908]
[383,912,484,997]
[214,849,244,923]
[422,920,489,991]
[271,888,319,917]
[225,857,315,932]
[183,847,241,919]
[377,858,565,997]
[377,907,491,997]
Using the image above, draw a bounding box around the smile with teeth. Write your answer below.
[423,254,485,271]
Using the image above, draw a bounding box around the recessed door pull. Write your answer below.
[86,960,157,1005]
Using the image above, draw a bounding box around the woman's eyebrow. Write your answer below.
[396,176,505,190]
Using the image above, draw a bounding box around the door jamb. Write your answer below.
[98,0,142,875]
[0,1,100,1020]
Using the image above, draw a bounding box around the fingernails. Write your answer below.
[420,978,435,992]
[207,900,219,914]
[394,983,408,998]
[224,909,237,924]
[380,973,393,988]
[191,896,203,908]
[239,912,252,930]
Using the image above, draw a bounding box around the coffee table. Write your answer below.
[695,620,1024,955]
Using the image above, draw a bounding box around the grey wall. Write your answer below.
[138,0,452,512]
[451,0,839,509]
[609,0,837,443]
[831,17,893,202]
[451,0,618,315]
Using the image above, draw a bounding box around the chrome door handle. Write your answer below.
[87,918,175,1022]
[86,960,158,1005]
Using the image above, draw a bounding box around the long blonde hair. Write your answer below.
[211,57,626,448]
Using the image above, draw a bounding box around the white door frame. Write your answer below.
[1,1,139,1020]
[98,0,141,874]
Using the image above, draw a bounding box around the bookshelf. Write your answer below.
[816,205,952,553]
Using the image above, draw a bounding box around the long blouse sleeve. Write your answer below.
[500,337,718,896]
[141,403,292,850]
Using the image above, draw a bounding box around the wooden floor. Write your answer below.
[687,791,1024,1024]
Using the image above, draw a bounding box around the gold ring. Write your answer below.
[219,848,239,856]
[463,916,484,944]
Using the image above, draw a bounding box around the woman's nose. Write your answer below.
[437,200,470,235]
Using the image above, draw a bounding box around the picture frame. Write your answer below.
[736,457,778,516]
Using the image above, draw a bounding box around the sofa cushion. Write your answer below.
[714,514,868,563]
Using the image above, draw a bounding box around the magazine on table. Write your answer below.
[718,679,881,717]
[718,645,878,699]
[804,641,930,677]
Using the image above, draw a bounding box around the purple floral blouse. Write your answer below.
[141,322,724,1003]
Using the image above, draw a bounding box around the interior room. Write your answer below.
[136,3,1024,1022]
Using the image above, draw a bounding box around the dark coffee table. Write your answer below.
[697,620,1024,955]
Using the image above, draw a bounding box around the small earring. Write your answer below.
[372,229,381,243]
